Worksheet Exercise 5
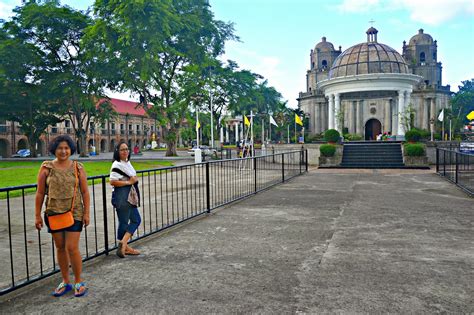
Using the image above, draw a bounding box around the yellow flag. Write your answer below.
[196,119,200,129]
[467,110,474,120]
[295,113,303,126]
[244,115,251,127]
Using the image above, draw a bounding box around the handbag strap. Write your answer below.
[111,167,130,179]
[70,161,79,212]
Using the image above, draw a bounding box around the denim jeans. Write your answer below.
[116,207,141,240]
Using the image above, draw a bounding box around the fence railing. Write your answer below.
[0,150,307,295]
[436,148,474,196]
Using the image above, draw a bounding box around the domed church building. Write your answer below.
[297,28,451,140]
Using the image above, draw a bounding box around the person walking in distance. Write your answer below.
[110,141,142,258]
[35,135,90,297]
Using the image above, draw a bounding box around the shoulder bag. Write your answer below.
[47,162,78,231]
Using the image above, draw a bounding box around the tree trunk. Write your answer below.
[163,127,177,156]
[79,130,88,157]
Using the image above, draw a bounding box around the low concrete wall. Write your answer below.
[425,141,460,164]
[270,143,324,166]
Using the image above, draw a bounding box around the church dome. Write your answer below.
[329,28,409,79]
[409,29,434,45]
[315,37,335,52]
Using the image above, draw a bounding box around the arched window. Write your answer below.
[432,52,436,61]
[312,62,315,69]
[321,60,328,68]
[420,52,426,65]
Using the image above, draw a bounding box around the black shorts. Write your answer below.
[44,213,83,234]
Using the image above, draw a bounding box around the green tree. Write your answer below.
[87,0,236,156]
[3,1,113,157]
[450,79,474,134]
[0,13,60,157]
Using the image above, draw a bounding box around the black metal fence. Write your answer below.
[436,148,474,196]
[0,150,307,295]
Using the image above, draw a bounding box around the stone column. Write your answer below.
[391,99,398,135]
[320,103,326,132]
[397,90,406,136]
[314,103,320,133]
[350,101,356,134]
[384,99,391,133]
[430,97,436,137]
[225,126,229,143]
[334,93,341,133]
[356,100,362,135]
[220,126,224,143]
[328,94,334,130]
[422,97,429,130]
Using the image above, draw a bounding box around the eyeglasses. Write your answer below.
[119,148,129,152]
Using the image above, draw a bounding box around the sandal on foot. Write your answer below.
[52,282,72,297]
[125,248,140,255]
[74,282,88,297]
[116,242,125,258]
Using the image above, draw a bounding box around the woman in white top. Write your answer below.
[110,141,141,258]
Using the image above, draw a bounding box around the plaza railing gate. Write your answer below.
[0,149,308,295]
[436,148,474,196]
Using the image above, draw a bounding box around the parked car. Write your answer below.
[188,145,217,157]
[12,149,31,158]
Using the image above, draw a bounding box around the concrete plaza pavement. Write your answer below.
[1,168,472,313]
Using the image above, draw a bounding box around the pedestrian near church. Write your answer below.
[34,135,90,297]
[110,141,142,258]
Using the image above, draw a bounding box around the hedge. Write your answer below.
[404,143,425,156]
[320,144,336,157]
[324,129,340,143]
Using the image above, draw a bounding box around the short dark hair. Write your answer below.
[48,135,76,155]
[113,141,131,162]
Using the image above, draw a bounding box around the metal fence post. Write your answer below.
[254,157,257,193]
[305,149,308,172]
[436,148,439,173]
[443,150,446,176]
[455,152,459,183]
[101,177,109,255]
[272,146,275,164]
[206,162,210,213]
[299,149,302,174]
[282,154,285,182]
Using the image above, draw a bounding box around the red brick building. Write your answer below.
[0,98,160,157]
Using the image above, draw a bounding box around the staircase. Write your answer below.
[340,142,405,168]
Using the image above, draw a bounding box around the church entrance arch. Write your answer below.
[365,119,381,140]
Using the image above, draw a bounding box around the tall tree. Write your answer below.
[450,79,474,134]
[87,0,236,156]
[4,1,113,156]
[0,17,60,157]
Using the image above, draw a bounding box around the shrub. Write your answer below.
[344,133,363,141]
[405,129,422,142]
[320,144,336,157]
[324,129,340,143]
[404,143,425,156]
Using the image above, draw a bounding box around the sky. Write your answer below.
[1,0,473,108]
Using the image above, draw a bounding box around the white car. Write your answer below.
[188,146,217,157]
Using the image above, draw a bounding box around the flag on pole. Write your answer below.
[269,115,278,127]
[438,109,444,122]
[295,113,303,126]
[467,110,474,120]
[244,115,251,127]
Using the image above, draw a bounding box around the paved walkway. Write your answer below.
[1,168,472,313]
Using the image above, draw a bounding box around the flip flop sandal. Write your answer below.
[52,282,72,297]
[125,248,140,255]
[74,282,88,297]
[116,242,125,258]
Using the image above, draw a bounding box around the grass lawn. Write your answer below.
[0,160,174,198]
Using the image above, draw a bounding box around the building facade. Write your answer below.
[298,28,451,140]
[0,98,160,158]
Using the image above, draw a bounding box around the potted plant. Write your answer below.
[324,129,340,144]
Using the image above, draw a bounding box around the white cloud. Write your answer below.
[400,0,474,25]
[336,0,474,25]
[0,2,16,21]
[337,0,381,13]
